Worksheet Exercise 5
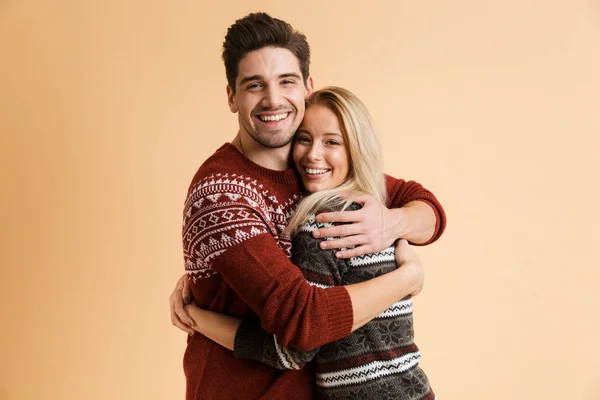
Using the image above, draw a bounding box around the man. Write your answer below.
[170,12,446,399]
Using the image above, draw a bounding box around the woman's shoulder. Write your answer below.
[320,201,362,213]
[294,202,362,234]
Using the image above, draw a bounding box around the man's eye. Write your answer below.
[247,83,262,89]
[282,80,295,85]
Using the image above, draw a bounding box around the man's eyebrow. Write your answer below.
[239,75,262,86]
[279,73,302,80]
[239,73,302,86]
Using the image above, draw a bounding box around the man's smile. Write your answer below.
[256,112,290,122]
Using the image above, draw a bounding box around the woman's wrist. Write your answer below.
[402,261,424,297]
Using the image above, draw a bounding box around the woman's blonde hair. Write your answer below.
[285,86,387,234]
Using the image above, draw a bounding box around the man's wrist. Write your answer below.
[389,207,409,241]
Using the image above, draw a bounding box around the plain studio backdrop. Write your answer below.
[1,1,599,399]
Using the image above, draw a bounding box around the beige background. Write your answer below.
[1,1,599,399]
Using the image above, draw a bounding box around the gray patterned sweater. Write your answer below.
[234,205,435,400]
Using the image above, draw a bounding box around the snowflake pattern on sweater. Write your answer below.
[234,206,435,400]
[180,143,445,400]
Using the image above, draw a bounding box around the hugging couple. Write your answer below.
[169,12,446,400]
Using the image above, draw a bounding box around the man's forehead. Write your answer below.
[236,47,302,81]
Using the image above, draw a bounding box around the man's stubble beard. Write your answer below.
[243,120,300,149]
[251,130,295,148]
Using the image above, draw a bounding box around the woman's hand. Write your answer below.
[169,274,195,335]
[181,303,242,351]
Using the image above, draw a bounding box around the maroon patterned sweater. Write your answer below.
[181,143,446,400]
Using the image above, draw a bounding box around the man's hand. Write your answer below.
[169,274,195,335]
[395,239,424,297]
[313,193,407,259]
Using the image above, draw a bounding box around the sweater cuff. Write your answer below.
[324,286,354,340]
[234,319,267,361]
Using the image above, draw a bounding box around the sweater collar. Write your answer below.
[218,143,300,186]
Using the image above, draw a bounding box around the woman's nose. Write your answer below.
[307,144,322,160]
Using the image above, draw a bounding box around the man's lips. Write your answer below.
[254,111,292,123]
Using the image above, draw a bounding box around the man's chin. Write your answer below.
[252,132,296,149]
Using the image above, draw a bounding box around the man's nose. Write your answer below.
[262,85,283,108]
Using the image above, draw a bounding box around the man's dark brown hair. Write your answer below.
[222,12,311,93]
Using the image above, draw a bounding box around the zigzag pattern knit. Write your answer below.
[235,206,435,400]
[181,143,445,399]
[183,171,298,281]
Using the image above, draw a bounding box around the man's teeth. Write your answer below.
[305,168,329,175]
[258,113,288,122]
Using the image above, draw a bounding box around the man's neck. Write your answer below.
[231,134,292,171]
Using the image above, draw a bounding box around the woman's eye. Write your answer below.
[326,140,340,146]
[296,136,310,143]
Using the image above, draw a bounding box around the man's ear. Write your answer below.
[226,85,238,113]
[305,77,314,97]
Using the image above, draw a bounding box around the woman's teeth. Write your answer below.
[305,168,329,175]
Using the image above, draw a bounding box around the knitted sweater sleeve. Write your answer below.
[182,171,354,351]
[233,319,320,370]
[208,223,354,351]
[384,174,447,246]
[232,221,350,368]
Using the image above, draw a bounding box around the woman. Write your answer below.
[184,87,435,400]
